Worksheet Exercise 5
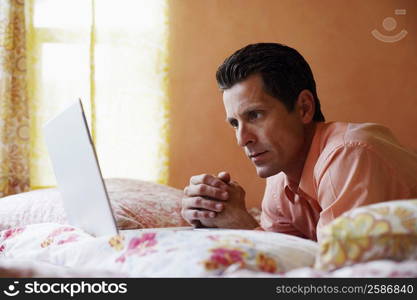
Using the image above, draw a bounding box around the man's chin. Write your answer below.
[255,166,280,178]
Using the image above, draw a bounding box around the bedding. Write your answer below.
[1,223,416,278]
[0,223,317,277]
[0,178,189,231]
[0,258,122,278]
[315,199,417,271]
[0,179,416,278]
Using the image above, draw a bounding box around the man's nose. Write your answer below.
[236,124,255,147]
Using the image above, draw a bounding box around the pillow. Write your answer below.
[0,188,67,231]
[0,178,188,231]
[105,178,189,228]
[315,199,417,271]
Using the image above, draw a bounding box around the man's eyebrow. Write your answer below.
[241,104,264,115]
[226,117,235,124]
[225,104,265,124]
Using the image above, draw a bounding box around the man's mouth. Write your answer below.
[249,151,268,162]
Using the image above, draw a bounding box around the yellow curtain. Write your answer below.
[26,0,170,189]
[0,0,30,197]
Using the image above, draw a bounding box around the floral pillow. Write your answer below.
[315,199,417,271]
[105,178,189,228]
[0,188,67,231]
[0,178,189,231]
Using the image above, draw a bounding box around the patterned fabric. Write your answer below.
[0,223,318,277]
[2,223,416,278]
[0,188,66,231]
[105,178,189,229]
[223,260,417,278]
[0,0,30,197]
[0,178,188,231]
[315,199,417,271]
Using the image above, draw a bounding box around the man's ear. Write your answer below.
[295,89,315,124]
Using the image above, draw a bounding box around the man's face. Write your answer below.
[223,74,307,178]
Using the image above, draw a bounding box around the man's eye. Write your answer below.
[248,111,261,120]
[230,120,238,128]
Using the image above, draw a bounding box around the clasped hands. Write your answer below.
[181,171,259,229]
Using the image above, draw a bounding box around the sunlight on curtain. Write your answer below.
[26,0,169,188]
[0,0,30,196]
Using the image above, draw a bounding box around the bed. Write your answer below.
[0,178,416,278]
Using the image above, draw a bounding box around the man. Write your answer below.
[181,43,417,241]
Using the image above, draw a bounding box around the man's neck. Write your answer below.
[285,122,317,187]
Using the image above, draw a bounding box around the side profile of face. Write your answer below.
[222,74,314,179]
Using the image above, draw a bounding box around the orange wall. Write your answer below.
[167,0,417,208]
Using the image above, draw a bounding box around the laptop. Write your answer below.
[44,99,208,237]
[43,99,120,237]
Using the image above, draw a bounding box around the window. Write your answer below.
[26,0,169,188]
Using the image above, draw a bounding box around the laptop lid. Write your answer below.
[43,99,118,237]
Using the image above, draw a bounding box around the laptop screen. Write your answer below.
[43,99,118,237]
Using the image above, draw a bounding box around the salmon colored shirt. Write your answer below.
[259,122,417,241]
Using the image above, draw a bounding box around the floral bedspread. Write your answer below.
[1,223,416,278]
[0,223,317,277]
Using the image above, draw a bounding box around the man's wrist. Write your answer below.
[239,210,260,229]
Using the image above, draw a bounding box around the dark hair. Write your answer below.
[216,43,325,122]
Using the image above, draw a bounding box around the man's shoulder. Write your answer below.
[313,121,411,172]
[319,121,399,152]
[343,122,398,144]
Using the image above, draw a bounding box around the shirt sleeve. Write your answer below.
[260,174,308,238]
[316,142,407,236]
